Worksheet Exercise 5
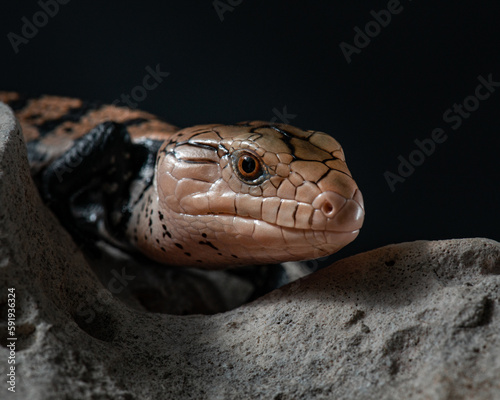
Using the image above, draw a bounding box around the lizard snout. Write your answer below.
[312,189,365,232]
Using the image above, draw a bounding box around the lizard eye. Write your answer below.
[233,151,265,184]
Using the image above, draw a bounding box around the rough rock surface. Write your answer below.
[1,102,500,400]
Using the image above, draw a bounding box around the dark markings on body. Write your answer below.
[199,240,219,251]
[36,101,102,136]
[122,117,149,127]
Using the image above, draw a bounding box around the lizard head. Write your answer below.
[147,121,364,268]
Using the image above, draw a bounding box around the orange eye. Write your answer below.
[235,152,264,183]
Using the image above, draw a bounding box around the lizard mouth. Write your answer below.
[227,189,364,234]
[229,216,362,250]
[179,189,364,252]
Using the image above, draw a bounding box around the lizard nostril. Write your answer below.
[312,190,365,232]
[312,191,347,219]
[321,200,334,217]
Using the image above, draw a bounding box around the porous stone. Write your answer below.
[1,102,500,399]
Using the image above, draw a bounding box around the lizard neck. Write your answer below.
[126,185,184,264]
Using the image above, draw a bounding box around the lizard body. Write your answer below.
[0,92,364,269]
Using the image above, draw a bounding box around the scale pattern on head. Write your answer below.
[133,121,364,268]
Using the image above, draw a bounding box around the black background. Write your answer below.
[1,0,499,263]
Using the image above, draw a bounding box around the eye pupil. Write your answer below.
[235,152,264,183]
[241,156,256,174]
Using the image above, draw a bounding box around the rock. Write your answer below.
[1,101,500,399]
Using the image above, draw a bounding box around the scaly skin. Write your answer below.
[0,92,364,269]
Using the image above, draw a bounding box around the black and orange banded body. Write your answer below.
[0,92,177,174]
[0,92,364,269]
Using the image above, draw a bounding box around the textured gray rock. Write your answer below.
[1,101,500,399]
